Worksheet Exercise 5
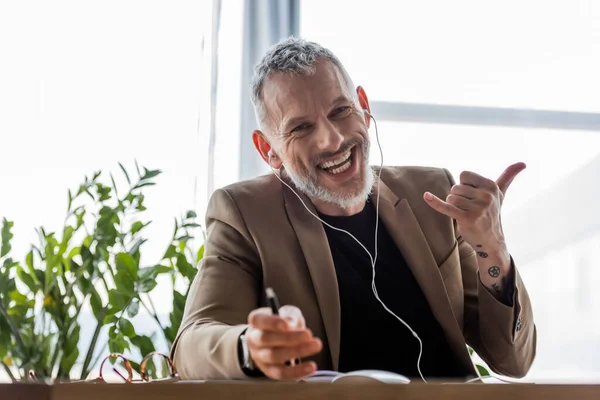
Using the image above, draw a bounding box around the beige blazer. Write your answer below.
[171,166,536,380]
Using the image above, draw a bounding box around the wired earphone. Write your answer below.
[267,109,427,383]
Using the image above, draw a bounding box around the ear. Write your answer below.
[253,130,283,169]
[356,86,371,128]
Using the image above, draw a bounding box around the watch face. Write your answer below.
[241,334,254,370]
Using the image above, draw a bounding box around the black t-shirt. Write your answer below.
[318,199,469,379]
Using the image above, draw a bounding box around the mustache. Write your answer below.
[311,138,364,166]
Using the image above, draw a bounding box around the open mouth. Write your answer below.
[317,146,354,175]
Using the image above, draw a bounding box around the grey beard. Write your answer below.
[282,150,375,209]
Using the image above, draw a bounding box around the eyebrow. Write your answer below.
[281,95,353,133]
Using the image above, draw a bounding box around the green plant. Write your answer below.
[0,161,204,382]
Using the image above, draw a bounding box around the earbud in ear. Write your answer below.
[364,109,372,117]
[268,149,277,161]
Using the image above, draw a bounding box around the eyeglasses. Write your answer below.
[58,351,180,384]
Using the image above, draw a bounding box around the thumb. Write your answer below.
[496,162,526,194]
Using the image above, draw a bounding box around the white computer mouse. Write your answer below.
[333,369,411,384]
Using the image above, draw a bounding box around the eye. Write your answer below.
[291,123,311,134]
[332,106,351,117]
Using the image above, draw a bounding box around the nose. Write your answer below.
[315,118,344,153]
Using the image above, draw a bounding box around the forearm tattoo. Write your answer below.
[476,244,488,258]
[488,266,501,278]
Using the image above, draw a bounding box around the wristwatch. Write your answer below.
[238,331,256,372]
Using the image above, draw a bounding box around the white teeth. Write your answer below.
[319,149,352,169]
[329,159,351,174]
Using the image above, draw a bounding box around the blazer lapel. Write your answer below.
[281,178,341,371]
[374,179,475,373]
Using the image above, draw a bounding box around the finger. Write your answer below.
[496,162,526,194]
[247,328,313,348]
[278,305,305,330]
[450,184,478,200]
[446,194,472,211]
[248,308,289,332]
[459,171,496,191]
[261,361,317,381]
[424,192,466,220]
[254,338,322,365]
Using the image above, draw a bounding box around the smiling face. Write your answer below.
[257,60,374,215]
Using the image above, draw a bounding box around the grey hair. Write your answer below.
[250,37,355,123]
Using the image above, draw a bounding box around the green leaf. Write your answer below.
[176,235,194,242]
[142,168,161,180]
[185,211,197,219]
[69,258,82,274]
[131,335,155,356]
[197,245,205,261]
[129,360,141,374]
[119,162,131,185]
[134,159,141,178]
[2,257,16,269]
[62,225,74,246]
[173,290,186,312]
[176,253,196,281]
[108,332,129,354]
[7,304,29,317]
[118,319,136,338]
[109,172,119,195]
[138,265,171,281]
[9,291,34,307]
[67,245,81,258]
[25,249,34,272]
[108,325,118,339]
[163,245,178,260]
[137,278,157,293]
[60,348,79,373]
[476,364,490,377]
[131,221,148,235]
[1,218,14,257]
[468,346,474,356]
[182,222,201,229]
[135,182,156,189]
[114,271,135,297]
[103,314,118,325]
[16,266,37,292]
[67,189,73,211]
[90,287,104,320]
[127,300,140,318]
[75,208,87,229]
[108,289,129,311]
[64,325,81,355]
[116,252,138,278]
[128,238,147,257]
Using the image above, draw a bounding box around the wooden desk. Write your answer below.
[2,382,600,400]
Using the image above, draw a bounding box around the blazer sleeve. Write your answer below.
[444,169,537,378]
[170,188,261,380]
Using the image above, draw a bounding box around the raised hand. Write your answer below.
[423,162,526,250]
[423,163,526,298]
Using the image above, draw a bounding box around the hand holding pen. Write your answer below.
[244,287,322,380]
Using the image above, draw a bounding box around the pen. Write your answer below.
[265,287,298,367]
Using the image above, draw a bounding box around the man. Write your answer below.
[171,37,536,381]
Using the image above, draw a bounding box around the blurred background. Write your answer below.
[1,0,599,383]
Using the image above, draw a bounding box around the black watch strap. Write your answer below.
[237,331,264,377]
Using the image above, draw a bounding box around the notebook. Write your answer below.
[301,369,411,384]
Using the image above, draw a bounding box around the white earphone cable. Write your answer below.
[268,109,426,382]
